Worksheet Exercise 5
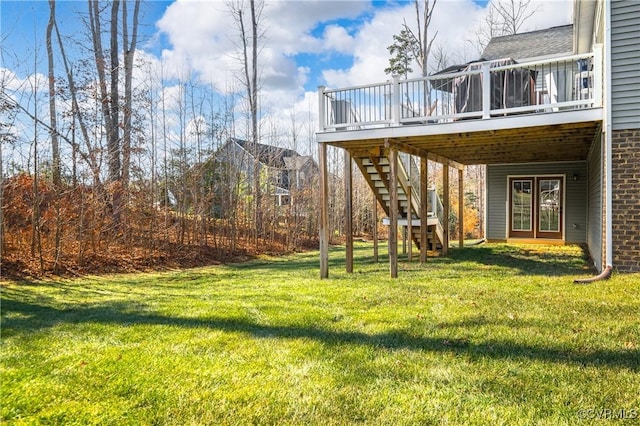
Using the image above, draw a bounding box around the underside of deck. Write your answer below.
[318,109,603,166]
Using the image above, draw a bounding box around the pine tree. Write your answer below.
[384,28,414,78]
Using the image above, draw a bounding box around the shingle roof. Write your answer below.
[234,138,300,169]
[481,24,573,61]
[283,156,313,170]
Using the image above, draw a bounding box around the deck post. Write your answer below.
[458,167,464,248]
[319,142,329,279]
[593,45,603,108]
[482,63,491,119]
[389,145,398,278]
[420,157,428,263]
[391,76,401,126]
[318,86,326,131]
[345,150,353,273]
[402,227,407,254]
[407,182,413,262]
[373,193,379,263]
[442,163,450,255]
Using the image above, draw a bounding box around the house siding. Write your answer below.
[486,162,588,243]
[610,0,640,130]
[587,132,603,271]
[608,1,640,272]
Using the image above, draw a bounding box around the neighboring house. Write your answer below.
[316,0,639,277]
[215,138,318,206]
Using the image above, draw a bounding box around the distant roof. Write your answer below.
[283,155,313,170]
[481,24,573,61]
[233,138,302,169]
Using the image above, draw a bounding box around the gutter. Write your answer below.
[604,0,613,275]
[575,0,613,284]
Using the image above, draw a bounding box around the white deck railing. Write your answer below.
[318,50,602,132]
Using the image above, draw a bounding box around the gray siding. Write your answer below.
[486,166,507,241]
[486,162,588,243]
[611,0,640,130]
[587,133,603,271]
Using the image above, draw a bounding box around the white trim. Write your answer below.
[317,109,603,144]
[515,52,575,64]
[604,0,613,269]
[506,173,567,241]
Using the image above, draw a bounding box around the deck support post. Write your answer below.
[443,163,450,255]
[373,193,378,263]
[458,168,464,248]
[407,182,413,261]
[402,228,407,254]
[345,150,353,273]
[420,157,428,263]
[319,143,329,278]
[388,145,398,278]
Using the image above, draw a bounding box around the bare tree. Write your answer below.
[470,0,539,53]
[121,0,141,190]
[385,0,438,117]
[28,47,45,274]
[87,0,140,230]
[122,0,140,188]
[46,0,63,271]
[230,0,264,245]
[494,0,538,35]
[88,0,121,232]
[46,0,61,188]
[54,14,102,188]
[401,0,438,77]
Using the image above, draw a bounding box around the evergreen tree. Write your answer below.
[384,28,415,78]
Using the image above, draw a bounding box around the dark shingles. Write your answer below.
[234,138,299,169]
[481,25,573,61]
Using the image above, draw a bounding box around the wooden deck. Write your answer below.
[318,110,602,166]
[316,52,604,278]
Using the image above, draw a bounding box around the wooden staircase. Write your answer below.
[351,151,444,252]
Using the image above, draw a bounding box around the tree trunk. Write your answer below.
[89,0,121,230]
[47,0,63,272]
[122,0,140,188]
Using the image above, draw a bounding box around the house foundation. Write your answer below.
[611,130,640,271]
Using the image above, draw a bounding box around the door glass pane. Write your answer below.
[539,179,560,232]
[512,180,532,231]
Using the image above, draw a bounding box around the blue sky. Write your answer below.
[1,0,572,156]
[1,0,572,88]
[2,0,557,94]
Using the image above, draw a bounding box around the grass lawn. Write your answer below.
[1,243,639,425]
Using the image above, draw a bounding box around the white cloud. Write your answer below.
[321,0,489,88]
[155,0,368,94]
[0,67,48,93]
[513,0,573,32]
[319,0,573,88]
[265,0,368,54]
[322,25,356,54]
[153,0,574,148]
